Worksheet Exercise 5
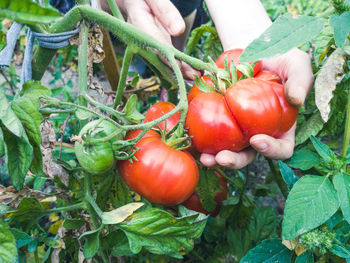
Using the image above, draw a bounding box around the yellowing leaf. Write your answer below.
[282,237,298,250]
[49,219,64,235]
[101,202,144,225]
[295,244,307,256]
[315,48,346,122]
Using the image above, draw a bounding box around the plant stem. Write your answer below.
[342,86,350,158]
[78,21,89,108]
[106,0,124,21]
[267,158,288,199]
[45,202,85,213]
[114,45,134,108]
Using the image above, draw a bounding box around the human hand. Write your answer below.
[102,0,197,79]
[200,48,314,169]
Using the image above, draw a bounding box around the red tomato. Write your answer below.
[118,136,199,206]
[185,92,248,154]
[255,70,281,83]
[124,129,160,141]
[182,169,228,217]
[187,76,214,104]
[216,49,262,79]
[144,102,180,133]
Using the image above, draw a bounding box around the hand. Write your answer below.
[102,0,197,79]
[200,48,314,169]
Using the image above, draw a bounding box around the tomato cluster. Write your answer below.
[186,49,298,155]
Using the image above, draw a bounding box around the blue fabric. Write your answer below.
[171,0,202,17]
[49,0,76,14]
[0,23,23,69]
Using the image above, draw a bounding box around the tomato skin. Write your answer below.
[124,129,160,141]
[75,120,122,175]
[255,70,281,83]
[118,137,199,206]
[144,102,180,132]
[185,92,248,154]
[182,170,228,217]
[187,76,214,104]
[216,49,262,78]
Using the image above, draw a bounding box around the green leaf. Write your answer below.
[295,112,324,146]
[75,108,92,120]
[240,14,324,62]
[185,24,218,56]
[240,238,293,263]
[196,169,221,212]
[110,174,133,208]
[278,161,299,190]
[10,228,32,248]
[227,207,279,261]
[104,230,134,257]
[330,244,350,259]
[83,230,100,259]
[333,173,350,224]
[0,89,24,137]
[117,207,207,258]
[63,218,85,230]
[124,94,144,123]
[10,198,45,231]
[282,175,339,239]
[101,202,144,224]
[310,136,336,163]
[0,219,17,263]
[330,12,350,47]
[286,149,322,170]
[295,252,314,263]
[0,204,12,216]
[0,128,4,157]
[20,81,51,98]
[3,128,33,190]
[0,0,61,24]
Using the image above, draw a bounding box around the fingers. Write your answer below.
[250,123,296,160]
[145,0,185,36]
[200,153,217,167]
[181,62,200,80]
[262,48,314,107]
[284,50,314,107]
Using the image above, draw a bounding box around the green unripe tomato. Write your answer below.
[75,120,122,175]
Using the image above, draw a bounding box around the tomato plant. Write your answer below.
[75,120,122,175]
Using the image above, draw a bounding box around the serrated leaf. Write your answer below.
[333,173,350,224]
[240,238,293,263]
[295,252,314,263]
[196,169,220,212]
[83,230,100,258]
[278,161,299,190]
[20,80,51,98]
[240,14,324,62]
[63,218,85,230]
[185,24,218,56]
[330,12,350,47]
[3,128,33,190]
[0,89,23,137]
[286,149,322,170]
[117,208,207,258]
[295,112,324,146]
[0,0,61,24]
[0,219,17,263]
[110,174,133,208]
[104,230,134,257]
[194,75,215,93]
[282,175,339,239]
[315,48,346,122]
[310,136,336,163]
[101,202,144,224]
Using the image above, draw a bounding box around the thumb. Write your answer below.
[145,0,185,36]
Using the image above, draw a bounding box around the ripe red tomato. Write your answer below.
[182,169,228,216]
[186,78,298,154]
[118,136,199,206]
[144,102,180,132]
[255,70,281,83]
[216,49,262,79]
[185,92,248,154]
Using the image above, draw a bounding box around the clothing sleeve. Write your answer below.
[50,0,76,14]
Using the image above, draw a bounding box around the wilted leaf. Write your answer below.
[0,89,23,137]
[315,48,346,122]
[101,202,144,224]
[196,169,221,212]
[295,112,324,146]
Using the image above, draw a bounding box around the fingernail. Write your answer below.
[288,86,304,107]
[170,22,183,35]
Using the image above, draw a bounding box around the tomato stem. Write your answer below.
[44,202,85,213]
[342,86,350,159]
